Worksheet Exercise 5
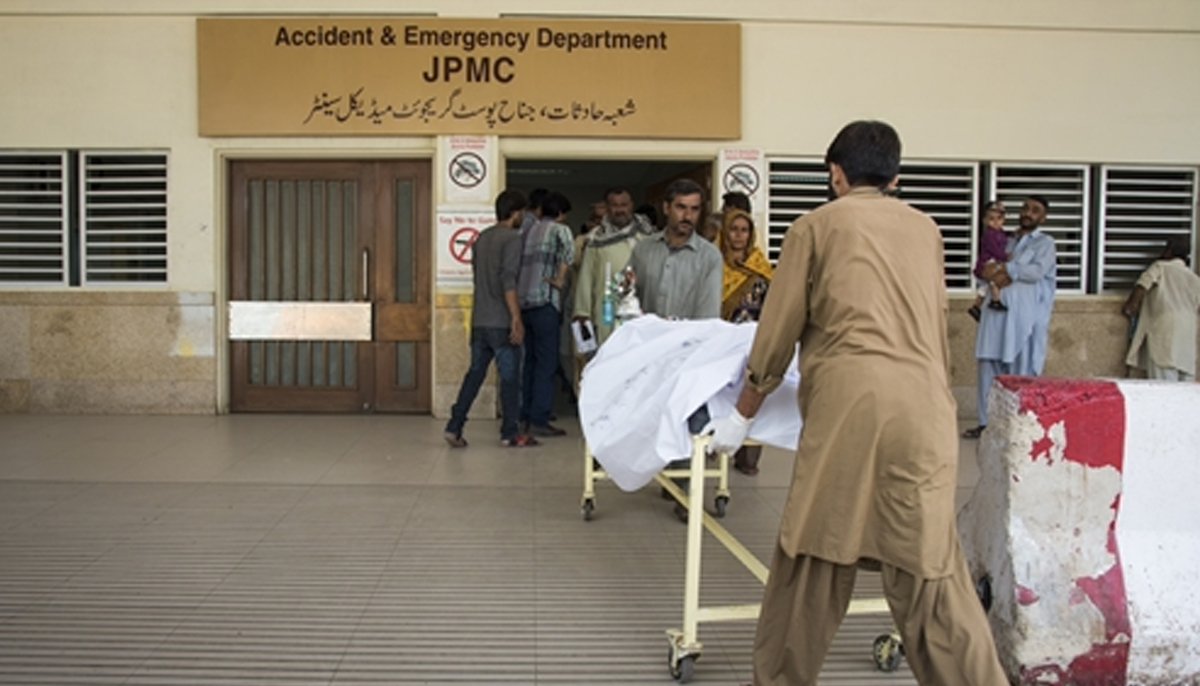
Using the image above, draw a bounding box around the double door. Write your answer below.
[229,160,431,412]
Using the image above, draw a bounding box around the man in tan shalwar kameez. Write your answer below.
[705,121,1007,686]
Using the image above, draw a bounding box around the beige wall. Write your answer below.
[0,293,216,413]
[1,2,1197,413]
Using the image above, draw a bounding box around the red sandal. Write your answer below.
[500,434,539,448]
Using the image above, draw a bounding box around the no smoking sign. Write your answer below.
[449,152,487,189]
[722,163,760,196]
[449,226,479,264]
[436,208,493,284]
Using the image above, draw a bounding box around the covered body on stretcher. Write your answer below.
[579,315,802,491]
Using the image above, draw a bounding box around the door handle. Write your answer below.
[361,248,370,301]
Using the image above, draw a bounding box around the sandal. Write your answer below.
[968,304,981,322]
[500,434,540,448]
[443,432,468,448]
[962,425,985,439]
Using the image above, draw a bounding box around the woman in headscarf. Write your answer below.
[718,209,774,474]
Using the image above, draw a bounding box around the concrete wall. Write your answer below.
[958,376,1200,685]
[1,2,1198,413]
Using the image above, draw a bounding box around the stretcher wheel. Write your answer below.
[872,633,904,672]
[581,499,595,522]
[713,495,729,518]
[668,651,695,683]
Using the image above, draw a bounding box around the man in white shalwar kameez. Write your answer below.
[1122,236,1200,381]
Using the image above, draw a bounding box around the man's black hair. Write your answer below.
[722,191,752,212]
[604,186,633,202]
[824,120,902,189]
[663,178,705,204]
[495,189,527,222]
[541,191,572,218]
[635,203,658,226]
[528,188,550,211]
[1028,194,1050,212]
[1166,235,1192,263]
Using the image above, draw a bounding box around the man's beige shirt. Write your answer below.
[746,187,959,578]
[1126,257,1200,375]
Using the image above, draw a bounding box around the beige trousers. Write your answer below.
[752,542,1008,686]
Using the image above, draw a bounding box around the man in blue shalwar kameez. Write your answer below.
[965,195,1057,438]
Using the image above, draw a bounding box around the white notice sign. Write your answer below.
[441,135,494,204]
[437,206,496,285]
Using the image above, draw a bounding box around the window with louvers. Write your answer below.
[894,162,978,291]
[81,152,168,284]
[765,159,826,262]
[988,163,1089,293]
[1098,166,1196,294]
[765,158,978,290]
[0,152,68,285]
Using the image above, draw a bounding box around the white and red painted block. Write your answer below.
[958,376,1200,686]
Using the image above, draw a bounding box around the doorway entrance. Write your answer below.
[228,160,432,413]
[504,158,713,418]
[505,158,712,232]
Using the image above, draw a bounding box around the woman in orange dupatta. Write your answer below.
[718,209,774,474]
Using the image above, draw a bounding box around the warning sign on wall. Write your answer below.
[436,206,496,285]
[441,136,494,204]
[718,148,767,243]
[718,148,765,211]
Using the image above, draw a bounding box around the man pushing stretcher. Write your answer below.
[704,120,1008,686]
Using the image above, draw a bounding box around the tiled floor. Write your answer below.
[0,412,983,685]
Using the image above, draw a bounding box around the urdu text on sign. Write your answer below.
[198,18,740,138]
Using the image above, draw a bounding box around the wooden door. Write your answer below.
[228,160,431,413]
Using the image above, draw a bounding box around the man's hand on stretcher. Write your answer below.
[702,409,752,456]
[702,383,767,456]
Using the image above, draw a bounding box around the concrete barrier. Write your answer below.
[958,376,1200,686]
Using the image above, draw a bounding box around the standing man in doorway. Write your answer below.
[704,120,1008,686]
[443,189,538,449]
[626,178,723,521]
[626,178,723,322]
[517,191,575,437]
[965,195,1057,438]
[572,187,656,346]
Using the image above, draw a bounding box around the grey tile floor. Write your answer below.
[0,413,983,685]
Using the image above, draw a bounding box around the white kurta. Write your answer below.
[1126,257,1200,376]
[974,229,1057,371]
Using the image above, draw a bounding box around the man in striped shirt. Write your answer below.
[517,191,576,437]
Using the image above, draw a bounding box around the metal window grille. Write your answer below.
[765,158,827,262]
[1098,166,1197,293]
[0,152,68,285]
[766,158,978,289]
[895,162,979,291]
[80,151,168,285]
[988,163,1089,293]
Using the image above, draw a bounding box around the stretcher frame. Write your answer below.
[582,434,902,683]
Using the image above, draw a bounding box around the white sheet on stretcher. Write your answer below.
[579,315,802,492]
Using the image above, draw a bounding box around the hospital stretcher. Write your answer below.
[581,434,904,682]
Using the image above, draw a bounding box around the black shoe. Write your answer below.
[527,423,566,437]
[673,503,688,524]
[988,301,1009,311]
[962,425,985,439]
[968,305,981,322]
